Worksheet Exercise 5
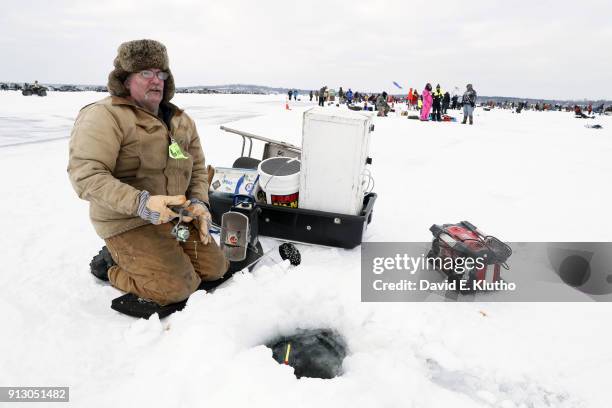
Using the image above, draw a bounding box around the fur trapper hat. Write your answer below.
[107,39,175,103]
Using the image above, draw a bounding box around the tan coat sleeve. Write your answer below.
[185,117,209,204]
[67,104,141,215]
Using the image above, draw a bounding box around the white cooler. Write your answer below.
[299,108,373,215]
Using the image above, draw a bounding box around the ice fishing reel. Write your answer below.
[171,207,192,242]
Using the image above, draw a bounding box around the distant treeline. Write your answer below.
[1,81,608,104]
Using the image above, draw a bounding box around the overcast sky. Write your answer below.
[1,0,611,100]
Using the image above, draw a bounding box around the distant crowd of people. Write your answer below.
[450,99,609,117]
[295,83,478,124]
[408,83,476,124]
[290,84,610,125]
[573,103,609,118]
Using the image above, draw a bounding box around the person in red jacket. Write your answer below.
[574,105,589,118]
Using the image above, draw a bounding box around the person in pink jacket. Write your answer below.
[420,83,433,121]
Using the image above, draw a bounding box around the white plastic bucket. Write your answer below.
[257,157,301,208]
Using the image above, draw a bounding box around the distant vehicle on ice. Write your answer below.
[22,81,47,96]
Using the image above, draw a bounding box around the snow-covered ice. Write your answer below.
[1,91,611,407]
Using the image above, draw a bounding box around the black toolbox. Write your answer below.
[210,192,377,249]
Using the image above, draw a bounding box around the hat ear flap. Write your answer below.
[162,69,175,103]
[107,68,130,97]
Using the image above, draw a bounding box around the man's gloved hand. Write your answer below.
[137,191,187,225]
[185,199,212,245]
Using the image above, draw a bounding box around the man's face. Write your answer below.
[125,68,165,112]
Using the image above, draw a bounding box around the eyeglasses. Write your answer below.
[139,70,169,80]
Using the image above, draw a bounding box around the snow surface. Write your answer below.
[1,91,611,407]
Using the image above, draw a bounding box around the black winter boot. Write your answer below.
[89,246,116,281]
[111,293,187,319]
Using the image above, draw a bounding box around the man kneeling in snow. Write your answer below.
[67,39,228,306]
